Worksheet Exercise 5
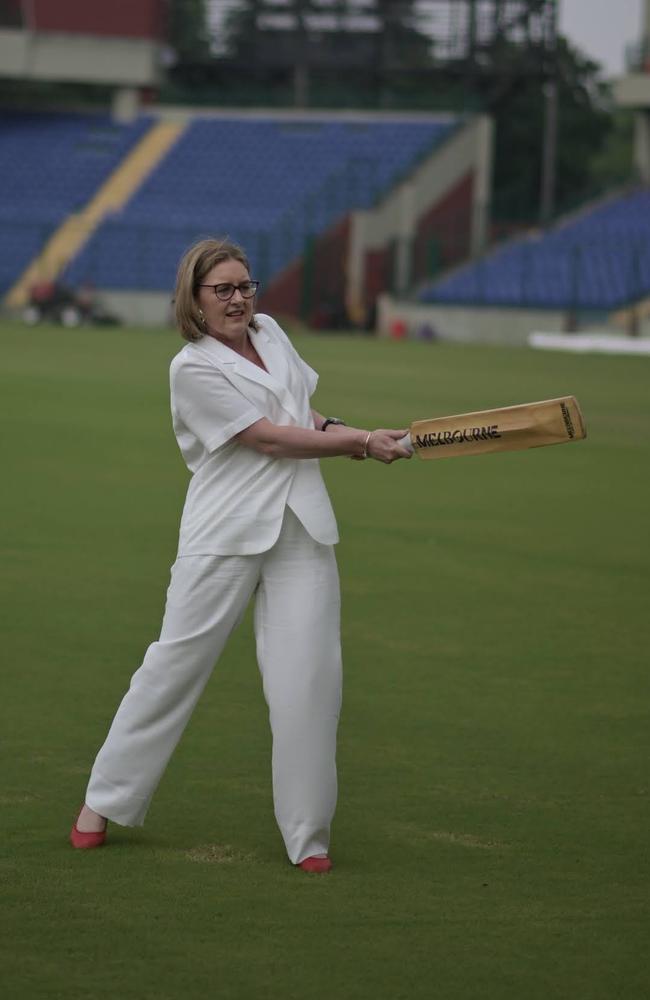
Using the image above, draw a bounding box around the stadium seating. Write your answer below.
[0,111,151,295]
[61,115,457,291]
[418,188,650,310]
[6,111,650,317]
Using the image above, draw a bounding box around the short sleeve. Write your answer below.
[171,359,263,453]
[295,355,319,397]
[258,314,319,397]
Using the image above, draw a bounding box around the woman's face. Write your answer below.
[196,258,256,343]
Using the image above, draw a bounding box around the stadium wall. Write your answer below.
[346,114,492,325]
[376,296,568,345]
[0,31,160,86]
[376,297,650,344]
[24,1,165,37]
[92,289,173,327]
[259,218,351,327]
[199,110,492,329]
[411,172,475,280]
[0,1,164,87]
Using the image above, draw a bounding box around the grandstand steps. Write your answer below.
[4,120,186,308]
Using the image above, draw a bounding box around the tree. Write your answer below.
[583,105,635,195]
[167,0,211,63]
[483,37,614,224]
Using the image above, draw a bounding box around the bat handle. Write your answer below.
[398,432,414,454]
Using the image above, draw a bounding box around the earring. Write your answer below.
[199,309,205,324]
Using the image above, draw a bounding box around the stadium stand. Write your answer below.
[418,187,650,311]
[0,111,151,297]
[60,114,458,293]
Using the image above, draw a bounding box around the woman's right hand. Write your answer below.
[365,429,413,464]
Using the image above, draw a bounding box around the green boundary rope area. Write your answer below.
[1,321,648,1000]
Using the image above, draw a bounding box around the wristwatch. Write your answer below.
[322,417,346,432]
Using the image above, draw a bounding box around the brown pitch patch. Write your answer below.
[426,829,507,850]
[392,822,508,850]
[184,844,255,864]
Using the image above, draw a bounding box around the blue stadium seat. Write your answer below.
[62,114,457,291]
[0,111,151,294]
[418,188,650,310]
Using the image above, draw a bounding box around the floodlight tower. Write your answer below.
[538,0,558,225]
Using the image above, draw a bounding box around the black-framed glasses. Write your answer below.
[197,280,260,301]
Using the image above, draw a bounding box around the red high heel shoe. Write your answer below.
[70,808,107,849]
[297,855,332,873]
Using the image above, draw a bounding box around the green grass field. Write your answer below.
[1,319,649,999]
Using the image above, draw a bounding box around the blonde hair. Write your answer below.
[174,237,260,343]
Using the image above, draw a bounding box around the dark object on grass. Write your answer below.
[22,281,120,327]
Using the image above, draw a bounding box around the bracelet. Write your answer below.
[361,431,372,459]
[322,417,346,432]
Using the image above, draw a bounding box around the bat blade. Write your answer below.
[406,396,586,460]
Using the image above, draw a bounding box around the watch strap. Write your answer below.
[322,417,346,431]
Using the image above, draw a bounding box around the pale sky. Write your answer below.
[559,0,645,77]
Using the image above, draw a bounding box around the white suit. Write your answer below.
[85,315,342,864]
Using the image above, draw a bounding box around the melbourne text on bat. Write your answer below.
[415,424,502,449]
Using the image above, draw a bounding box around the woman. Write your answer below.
[71,238,411,872]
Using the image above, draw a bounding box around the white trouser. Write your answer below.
[85,508,342,865]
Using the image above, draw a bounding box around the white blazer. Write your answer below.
[169,314,339,556]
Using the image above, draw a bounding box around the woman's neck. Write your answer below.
[205,327,249,356]
[206,327,266,370]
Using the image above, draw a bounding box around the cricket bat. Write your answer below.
[399,396,586,460]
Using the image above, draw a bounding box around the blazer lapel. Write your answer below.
[251,327,291,391]
[191,330,302,423]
